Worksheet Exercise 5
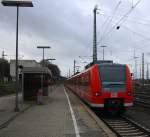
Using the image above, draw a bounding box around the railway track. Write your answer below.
[98,114,150,137]
[136,94,150,98]
[134,100,150,109]
[134,91,150,109]
[132,90,150,109]
[69,88,150,137]
[67,87,150,136]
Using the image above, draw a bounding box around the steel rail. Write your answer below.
[134,100,150,109]
[66,86,150,137]
[97,114,150,137]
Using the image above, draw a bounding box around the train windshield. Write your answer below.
[99,65,126,92]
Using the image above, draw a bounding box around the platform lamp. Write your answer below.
[37,46,51,67]
[37,46,50,96]
[100,45,107,60]
[1,0,33,112]
[46,58,56,64]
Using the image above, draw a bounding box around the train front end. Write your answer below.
[96,64,133,113]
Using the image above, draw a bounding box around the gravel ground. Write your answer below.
[124,105,150,130]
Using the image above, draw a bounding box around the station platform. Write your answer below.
[0,85,112,137]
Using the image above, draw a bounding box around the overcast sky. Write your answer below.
[0,0,150,77]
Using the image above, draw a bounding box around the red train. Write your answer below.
[66,61,134,114]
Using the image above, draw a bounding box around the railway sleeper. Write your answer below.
[119,131,145,136]
[109,125,133,128]
[122,135,149,137]
[115,128,139,133]
[114,127,136,130]
[108,121,128,124]
[109,123,130,126]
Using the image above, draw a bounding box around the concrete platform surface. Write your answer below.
[0,94,31,128]
[0,85,108,137]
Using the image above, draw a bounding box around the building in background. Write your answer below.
[10,60,41,81]
[0,58,10,82]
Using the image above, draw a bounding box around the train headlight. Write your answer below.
[127,92,132,96]
[96,92,101,96]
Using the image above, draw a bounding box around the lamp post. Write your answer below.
[46,58,56,64]
[142,53,144,86]
[37,46,51,67]
[93,5,99,63]
[134,56,139,80]
[73,60,76,75]
[37,46,50,95]
[1,0,33,112]
[75,66,80,73]
[1,51,7,83]
[100,45,107,60]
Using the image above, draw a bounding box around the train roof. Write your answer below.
[98,63,126,66]
[85,60,113,69]
[85,60,126,69]
[68,61,127,80]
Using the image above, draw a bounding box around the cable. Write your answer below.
[97,15,150,47]
[99,0,142,44]
[97,1,122,44]
[100,1,122,42]
[101,12,150,27]
[122,25,150,42]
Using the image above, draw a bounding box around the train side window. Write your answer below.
[83,73,89,86]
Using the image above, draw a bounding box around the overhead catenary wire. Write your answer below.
[104,23,150,64]
[97,20,150,58]
[101,0,141,42]
[116,1,142,28]
[122,24,150,43]
[98,14,150,48]
[100,12,150,28]
[99,1,122,43]
[127,0,134,8]
[98,0,142,45]
[100,22,150,52]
